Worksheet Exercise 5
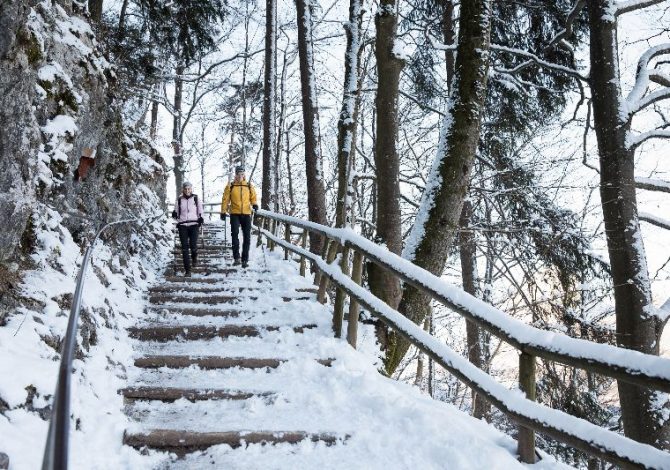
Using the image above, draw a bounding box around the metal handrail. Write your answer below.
[41,212,164,470]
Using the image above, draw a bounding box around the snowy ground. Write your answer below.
[1,221,571,469]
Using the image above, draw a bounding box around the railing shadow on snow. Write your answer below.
[253,209,670,470]
[41,212,164,470]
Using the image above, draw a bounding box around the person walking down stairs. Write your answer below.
[220,166,258,268]
[171,181,204,277]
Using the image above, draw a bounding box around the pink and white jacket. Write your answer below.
[173,194,203,226]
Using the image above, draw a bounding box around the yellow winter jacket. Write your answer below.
[221,179,258,215]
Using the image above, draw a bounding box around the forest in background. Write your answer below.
[1,0,668,467]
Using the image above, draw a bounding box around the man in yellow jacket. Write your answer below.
[220,166,258,268]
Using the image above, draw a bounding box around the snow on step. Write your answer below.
[120,229,567,469]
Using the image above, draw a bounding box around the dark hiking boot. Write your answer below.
[242,261,248,268]
[191,254,198,267]
[233,259,241,266]
[184,270,192,278]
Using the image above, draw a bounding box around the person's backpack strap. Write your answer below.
[194,194,200,217]
[177,195,182,218]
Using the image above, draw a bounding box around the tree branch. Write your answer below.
[627,129,670,149]
[615,0,668,16]
[639,212,670,230]
[490,44,589,81]
[635,176,670,193]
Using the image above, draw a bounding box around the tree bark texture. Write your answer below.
[88,0,103,23]
[295,0,328,252]
[172,65,185,200]
[384,0,492,375]
[335,0,363,229]
[587,0,668,448]
[262,0,277,210]
[369,0,405,323]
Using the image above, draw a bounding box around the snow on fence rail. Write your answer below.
[253,209,670,469]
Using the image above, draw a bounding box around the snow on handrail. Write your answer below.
[256,210,670,393]
[255,220,670,469]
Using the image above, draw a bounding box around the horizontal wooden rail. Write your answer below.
[254,210,670,393]
[254,219,670,469]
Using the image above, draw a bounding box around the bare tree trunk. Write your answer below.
[149,99,158,141]
[118,0,129,40]
[459,200,489,420]
[172,64,185,200]
[88,0,103,22]
[335,0,363,229]
[369,0,405,336]
[384,0,492,375]
[295,0,328,252]
[261,0,277,210]
[285,123,296,215]
[587,0,668,448]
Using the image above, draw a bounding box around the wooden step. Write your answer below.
[134,356,334,369]
[149,294,253,304]
[149,285,264,294]
[123,430,344,453]
[120,386,274,402]
[146,307,246,317]
[128,324,317,341]
[161,277,268,284]
[150,294,312,305]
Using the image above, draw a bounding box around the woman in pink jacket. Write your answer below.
[171,181,204,277]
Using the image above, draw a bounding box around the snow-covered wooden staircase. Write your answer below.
[120,225,343,462]
[114,223,554,469]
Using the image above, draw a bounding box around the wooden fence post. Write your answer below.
[332,246,351,338]
[317,240,339,304]
[300,230,308,277]
[284,223,291,260]
[314,238,330,286]
[269,219,276,251]
[256,216,264,247]
[518,352,537,463]
[347,250,364,348]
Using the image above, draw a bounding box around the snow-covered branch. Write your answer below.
[640,212,670,230]
[490,44,588,81]
[650,70,670,87]
[615,0,668,16]
[627,129,670,149]
[628,87,670,115]
[635,176,670,193]
[624,43,670,116]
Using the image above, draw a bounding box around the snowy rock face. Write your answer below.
[0,0,167,265]
[0,0,40,262]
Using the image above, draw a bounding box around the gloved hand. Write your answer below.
[252,204,259,212]
[171,210,177,219]
[220,213,227,220]
[197,216,204,225]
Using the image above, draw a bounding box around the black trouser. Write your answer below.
[230,214,251,262]
[177,224,199,271]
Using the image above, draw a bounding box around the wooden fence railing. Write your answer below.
[252,209,670,469]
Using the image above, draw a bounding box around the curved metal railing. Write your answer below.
[41,212,164,470]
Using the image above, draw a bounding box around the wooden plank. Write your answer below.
[120,386,274,402]
[517,352,537,463]
[347,251,364,349]
[123,430,345,453]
